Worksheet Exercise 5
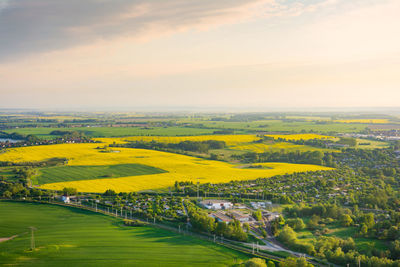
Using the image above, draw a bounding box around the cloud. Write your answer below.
[0,0,270,61]
[0,0,350,61]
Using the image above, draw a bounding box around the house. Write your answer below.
[61,195,70,203]
[210,212,232,223]
[234,203,247,209]
[200,199,233,210]
[230,211,251,223]
[262,211,280,221]
[250,201,269,209]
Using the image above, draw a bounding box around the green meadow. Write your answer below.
[34,164,167,185]
[3,126,223,139]
[0,201,249,266]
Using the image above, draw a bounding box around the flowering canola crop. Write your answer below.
[0,142,332,193]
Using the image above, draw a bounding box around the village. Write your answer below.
[61,193,281,238]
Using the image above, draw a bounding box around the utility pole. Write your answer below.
[252,242,254,254]
[257,241,259,253]
[29,227,36,251]
[197,181,200,200]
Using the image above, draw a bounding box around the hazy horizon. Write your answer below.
[1,0,399,109]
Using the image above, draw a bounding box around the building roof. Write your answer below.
[211,212,232,222]
[201,199,232,205]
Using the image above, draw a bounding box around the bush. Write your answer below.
[286,218,305,231]
[244,258,267,267]
[123,219,147,226]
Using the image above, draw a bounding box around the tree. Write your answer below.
[253,210,262,221]
[359,213,375,229]
[307,215,320,230]
[62,187,77,196]
[387,226,398,240]
[390,240,400,259]
[287,218,305,231]
[278,225,297,244]
[279,257,313,267]
[267,261,276,267]
[245,258,267,267]
[3,190,12,198]
[340,214,353,227]
[104,189,117,196]
[359,224,368,237]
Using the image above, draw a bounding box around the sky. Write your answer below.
[0,0,399,110]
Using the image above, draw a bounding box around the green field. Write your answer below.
[4,126,225,139]
[355,138,389,149]
[178,119,368,133]
[0,201,249,266]
[34,164,167,185]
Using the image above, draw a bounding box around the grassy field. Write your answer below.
[178,119,368,133]
[3,126,224,139]
[295,219,390,255]
[231,142,334,153]
[355,138,389,149]
[34,164,166,185]
[0,201,248,266]
[0,143,332,192]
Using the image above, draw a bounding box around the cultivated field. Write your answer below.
[97,134,260,146]
[35,164,166,185]
[264,134,335,141]
[231,142,334,153]
[0,201,248,266]
[3,126,224,139]
[0,143,331,192]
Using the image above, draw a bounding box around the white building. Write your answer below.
[61,196,70,203]
[210,212,232,223]
[200,199,233,210]
[230,211,251,223]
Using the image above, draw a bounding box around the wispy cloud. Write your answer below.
[0,0,356,61]
[0,0,269,60]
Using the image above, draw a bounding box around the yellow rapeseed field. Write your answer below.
[265,134,335,141]
[334,119,389,124]
[231,142,334,153]
[0,143,331,192]
[95,134,259,146]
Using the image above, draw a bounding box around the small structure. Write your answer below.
[210,212,232,223]
[262,211,280,221]
[230,211,251,223]
[250,202,266,209]
[234,203,247,209]
[200,199,233,210]
[61,195,70,203]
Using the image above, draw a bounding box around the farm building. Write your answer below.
[61,195,70,203]
[230,211,251,223]
[200,199,233,210]
[210,212,232,223]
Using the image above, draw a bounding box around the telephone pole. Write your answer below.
[29,227,36,250]
[197,181,200,200]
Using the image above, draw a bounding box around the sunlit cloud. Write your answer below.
[0,0,399,109]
